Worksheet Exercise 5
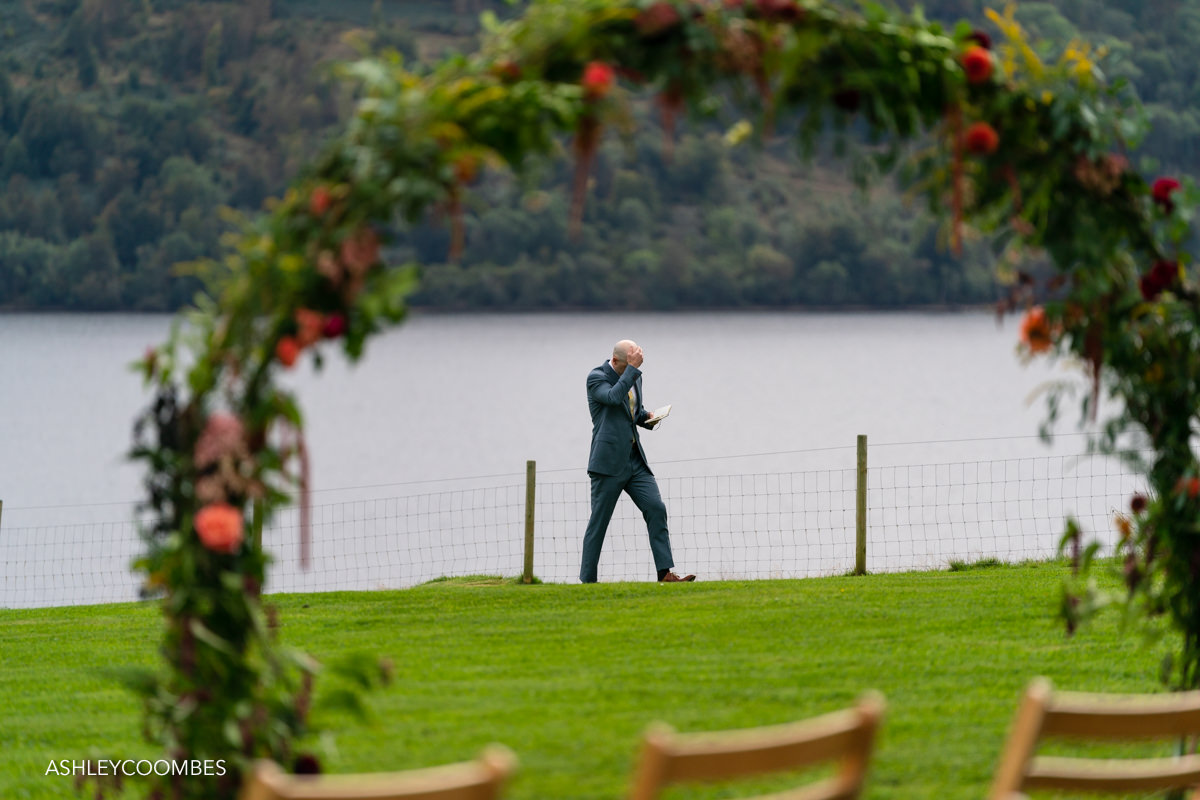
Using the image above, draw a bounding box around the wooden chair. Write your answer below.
[990,677,1200,798]
[239,745,516,800]
[627,692,885,800]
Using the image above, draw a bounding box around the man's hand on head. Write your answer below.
[628,346,644,368]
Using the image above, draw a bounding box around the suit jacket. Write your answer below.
[586,360,655,476]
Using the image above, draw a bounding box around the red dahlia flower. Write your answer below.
[276,336,300,368]
[965,121,999,155]
[1151,176,1182,213]
[961,46,994,83]
[581,62,615,100]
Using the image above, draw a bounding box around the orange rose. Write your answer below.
[195,503,244,554]
[276,336,300,368]
[1019,306,1054,354]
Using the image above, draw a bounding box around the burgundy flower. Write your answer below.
[966,30,992,49]
[322,313,347,339]
[1139,259,1178,301]
[1152,176,1182,214]
[1131,494,1148,514]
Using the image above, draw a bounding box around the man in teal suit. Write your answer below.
[580,340,696,584]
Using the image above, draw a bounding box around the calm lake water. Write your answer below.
[0,311,1141,606]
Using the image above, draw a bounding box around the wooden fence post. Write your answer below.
[855,435,867,576]
[252,499,264,551]
[523,460,536,584]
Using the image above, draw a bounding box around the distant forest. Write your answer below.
[0,0,1195,311]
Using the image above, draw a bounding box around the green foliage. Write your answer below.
[7,0,1200,312]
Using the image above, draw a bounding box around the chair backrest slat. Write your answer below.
[1025,754,1200,793]
[628,692,884,800]
[661,710,864,782]
[239,746,515,800]
[989,678,1200,799]
[1042,692,1200,740]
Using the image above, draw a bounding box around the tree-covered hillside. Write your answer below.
[0,0,1196,311]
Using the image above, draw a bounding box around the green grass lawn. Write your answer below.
[0,563,1171,800]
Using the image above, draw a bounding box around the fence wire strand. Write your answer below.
[0,450,1149,609]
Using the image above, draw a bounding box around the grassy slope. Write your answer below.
[0,564,1166,800]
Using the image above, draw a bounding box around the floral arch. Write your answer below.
[129,0,1198,797]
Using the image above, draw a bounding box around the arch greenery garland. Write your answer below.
[128,0,1198,796]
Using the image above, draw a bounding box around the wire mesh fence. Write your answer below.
[0,446,1149,609]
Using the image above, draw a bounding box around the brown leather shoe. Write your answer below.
[659,571,697,582]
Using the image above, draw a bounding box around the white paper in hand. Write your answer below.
[645,404,672,429]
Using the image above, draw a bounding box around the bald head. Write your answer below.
[611,339,643,374]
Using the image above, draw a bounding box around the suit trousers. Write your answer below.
[579,447,673,583]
